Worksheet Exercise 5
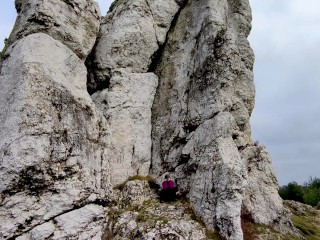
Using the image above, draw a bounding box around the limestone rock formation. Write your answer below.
[16,204,108,240]
[0,1,111,239]
[0,0,296,239]
[87,0,185,185]
[87,0,184,92]
[149,0,289,239]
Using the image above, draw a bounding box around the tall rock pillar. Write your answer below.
[0,1,112,239]
[150,0,290,239]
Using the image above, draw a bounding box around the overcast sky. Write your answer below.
[0,0,319,185]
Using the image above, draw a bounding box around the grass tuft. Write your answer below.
[291,214,320,240]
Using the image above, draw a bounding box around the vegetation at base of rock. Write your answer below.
[284,201,320,240]
[292,215,319,238]
[105,179,226,239]
[241,220,282,240]
[279,177,320,207]
[205,229,223,240]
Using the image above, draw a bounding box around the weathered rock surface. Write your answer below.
[0,0,112,238]
[87,0,183,186]
[0,0,297,239]
[87,0,183,92]
[16,204,108,240]
[93,70,158,185]
[9,0,100,59]
[150,0,290,239]
[0,32,112,239]
[241,145,290,227]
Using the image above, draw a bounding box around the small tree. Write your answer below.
[279,182,304,203]
[303,177,320,207]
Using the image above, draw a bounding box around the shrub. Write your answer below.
[279,182,304,203]
[279,177,320,207]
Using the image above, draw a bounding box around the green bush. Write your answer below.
[279,177,320,207]
[303,177,320,207]
[279,182,305,203]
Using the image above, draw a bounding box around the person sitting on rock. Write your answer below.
[160,174,176,202]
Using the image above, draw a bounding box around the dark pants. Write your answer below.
[160,188,176,202]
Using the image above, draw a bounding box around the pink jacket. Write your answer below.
[162,180,175,189]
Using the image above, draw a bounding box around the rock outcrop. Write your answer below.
[0,1,111,239]
[149,0,290,239]
[10,0,100,59]
[87,0,183,92]
[105,179,211,240]
[0,0,295,239]
[87,0,186,185]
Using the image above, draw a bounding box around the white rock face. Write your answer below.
[88,0,180,185]
[241,146,289,226]
[93,71,158,185]
[87,0,181,92]
[150,0,289,239]
[177,113,247,240]
[16,204,107,240]
[8,0,100,59]
[0,33,111,239]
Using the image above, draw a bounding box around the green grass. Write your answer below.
[291,214,320,240]
[205,229,223,240]
[283,201,320,240]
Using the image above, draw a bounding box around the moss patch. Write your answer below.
[205,229,223,240]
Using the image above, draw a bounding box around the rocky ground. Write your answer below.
[284,200,320,240]
[103,178,319,240]
[103,178,220,240]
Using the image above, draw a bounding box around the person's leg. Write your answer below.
[160,189,165,202]
[167,189,176,201]
[172,188,176,201]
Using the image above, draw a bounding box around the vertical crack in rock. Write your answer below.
[148,0,189,73]
[86,0,186,186]
[85,46,111,95]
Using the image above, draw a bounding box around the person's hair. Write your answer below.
[165,174,170,180]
